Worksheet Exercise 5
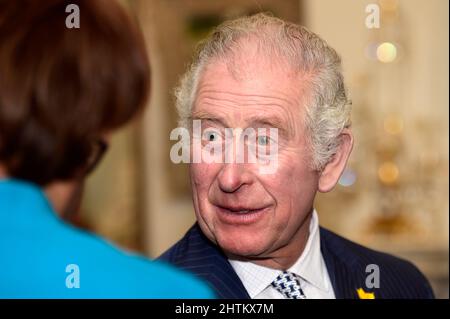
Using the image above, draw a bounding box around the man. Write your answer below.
[160,13,434,299]
[0,0,214,298]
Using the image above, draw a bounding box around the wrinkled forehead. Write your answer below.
[219,37,298,81]
[196,54,305,102]
[196,36,312,97]
[193,57,309,135]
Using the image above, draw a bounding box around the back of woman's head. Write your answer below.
[0,0,150,186]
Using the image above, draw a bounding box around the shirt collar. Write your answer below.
[228,209,330,298]
[288,209,329,291]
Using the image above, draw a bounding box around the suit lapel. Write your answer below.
[320,228,358,299]
[182,225,251,299]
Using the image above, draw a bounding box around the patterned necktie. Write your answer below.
[271,271,307,299]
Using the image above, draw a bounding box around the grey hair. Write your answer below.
[175,13,351,170]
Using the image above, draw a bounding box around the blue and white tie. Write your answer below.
[271,271,307,299]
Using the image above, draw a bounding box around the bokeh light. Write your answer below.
[378,161,399,184]
[339,168,357,187]
[379,0,399,12]
[384,115,404,135]
[377,42,397,63]
[365,42,379,61]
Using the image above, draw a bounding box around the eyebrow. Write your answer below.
[191,112,228,127]
[191,111,290,136]
[245,115,285,129]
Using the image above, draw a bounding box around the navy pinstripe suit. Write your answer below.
[159,224,435,299]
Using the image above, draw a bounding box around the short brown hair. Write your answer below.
[0,0,150,185]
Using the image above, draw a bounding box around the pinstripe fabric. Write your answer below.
[159,225,250,298]
[319,228,435,299]
[159,224,435,299]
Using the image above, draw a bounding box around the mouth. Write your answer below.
[214,205,271,225]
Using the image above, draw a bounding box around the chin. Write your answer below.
[214,226,272,259]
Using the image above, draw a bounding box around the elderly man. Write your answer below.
[161,14,434,299]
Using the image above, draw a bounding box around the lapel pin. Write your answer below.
[357,288,375,299]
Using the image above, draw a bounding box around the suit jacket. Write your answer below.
[159,223,435,299]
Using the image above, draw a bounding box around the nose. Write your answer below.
[217,163,252,193]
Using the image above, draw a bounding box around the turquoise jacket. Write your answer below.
[0,179,215,298]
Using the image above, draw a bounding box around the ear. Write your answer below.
[318,128,354,193]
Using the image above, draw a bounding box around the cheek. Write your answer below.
[190,163,223,242]
[190,163,219,212]
[190,163,207,185]
[263,155,318,217]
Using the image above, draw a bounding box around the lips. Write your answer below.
[217,205,266,214]
[214,204,271,225]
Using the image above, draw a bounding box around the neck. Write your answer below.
[45,179,85,219]
[0,164,7,179]
[227,211,313,270]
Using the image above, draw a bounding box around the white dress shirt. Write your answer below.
[228,210,335,299]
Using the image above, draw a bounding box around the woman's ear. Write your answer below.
[318,128,354,193]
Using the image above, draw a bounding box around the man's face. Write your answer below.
[190,57,320,263]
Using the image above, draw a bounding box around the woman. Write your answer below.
[0,0,214,298]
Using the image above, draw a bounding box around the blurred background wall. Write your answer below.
[78,0,449,298]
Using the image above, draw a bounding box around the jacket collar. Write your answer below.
[187,224,360,299]
[319,227,359,299]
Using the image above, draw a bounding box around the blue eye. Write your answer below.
[203,130,220,142]
[208,133,217,141]
[257,135,270,146]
